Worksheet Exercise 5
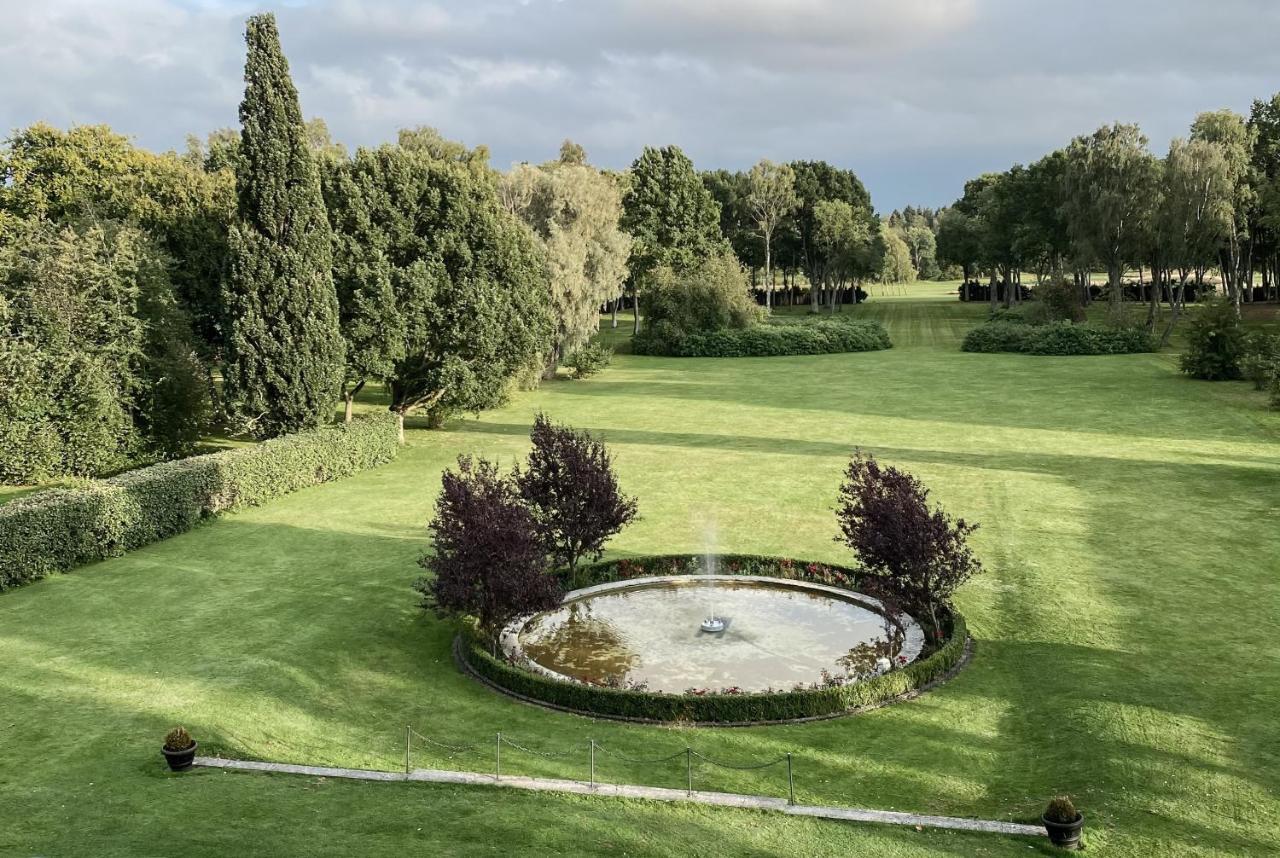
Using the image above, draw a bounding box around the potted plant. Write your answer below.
[1042,795,1084,849]
[161,726,198,772]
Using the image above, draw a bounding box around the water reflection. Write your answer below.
[518,580,908,693]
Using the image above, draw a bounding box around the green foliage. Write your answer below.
[876,224,916,283]
[622,145,729,281]
[1179,300,1246,380]
[502,147,631,372]
[0,122,234,354]
[1033,278,1087,322]
[0,414,398,592]
[323,142,552,425]
[1241,332,1280,391]
[634,251,761,352]
[563,342,613,378]
[0,220,211,482]
[636,318,892,358]
[461,554,966,723]
[163,726,195,751]
[221,13,345,438]
[1044,795,1080,824]
[962,321,1155,355]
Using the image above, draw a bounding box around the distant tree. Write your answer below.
[835,450,981,632]
[811,199,873,311]
[638,250,762,349]
[935,207,982,282]
[558,139,587,165]
[876,224,916,284]
[322,142,552,439]
[516,414,638,585]
[419,456,561,642]
[746,159,798,309]
[702,169,762,277]
[397,126,491,174]
[1190,109,1255,311]
[501,144,631,377]
[903,224,939,280]
[1063,123,1160,310]
[1156,138,1234,343]
[221,13,345,437]
[622,146,729,333]
[790,161,876,295]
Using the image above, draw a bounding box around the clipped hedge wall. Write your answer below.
[0,413,400,592]
[962,321,1155,355]
[459,554,968,724]
[634,319,892,358]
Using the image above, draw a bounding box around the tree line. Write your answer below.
[935,100,1280,340]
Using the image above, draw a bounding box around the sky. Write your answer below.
[4,0,1279,212]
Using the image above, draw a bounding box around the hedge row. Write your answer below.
[0,414,400,592]
[633,319,892,358]
[962,321,1155,355]
[461,554,968,724]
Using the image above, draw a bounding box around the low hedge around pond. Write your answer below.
[633,319,892,358]
[0,413,400,592]
[457,554,969,725]
[962,320,1155,355]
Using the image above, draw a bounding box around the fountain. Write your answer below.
[700,616,726,633]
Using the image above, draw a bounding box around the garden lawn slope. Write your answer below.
[1,286,1278,856]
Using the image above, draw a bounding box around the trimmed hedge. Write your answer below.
[633,319,891,358]
[459,554,968,724]
[962,321,1155,355]
[0,414,400,592]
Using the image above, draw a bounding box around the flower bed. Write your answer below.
[457,554,969,724]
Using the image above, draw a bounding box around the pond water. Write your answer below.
[514,577,919,693]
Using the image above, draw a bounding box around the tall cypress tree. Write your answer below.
[221,13,344,437]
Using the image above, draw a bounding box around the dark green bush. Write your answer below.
[1044,795,1079,824]
[962,321,1154,355]
[163,726,194,751]
[564,342,613,378]
[636,319,891,358]
[1180,299,1245,380]
[459,554,967,723]
[0,414,399,592]
[1241,332,1280,391]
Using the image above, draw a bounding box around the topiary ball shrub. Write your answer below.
[1044,795,1078,824]
[163,726,195,751]
[564,342,613,379]
[1042,795,1084,849]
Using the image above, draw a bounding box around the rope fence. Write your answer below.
[405,726,797,804]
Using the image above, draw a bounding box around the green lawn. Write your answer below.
[2,290,1279,856]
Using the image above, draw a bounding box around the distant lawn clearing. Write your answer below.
[1,290,1278,856]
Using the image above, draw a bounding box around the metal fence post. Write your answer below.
[405,725,411,775]
[786,753,794,805]
[589,739,596,789]
[495,732,501,781]
[686,747,693,797]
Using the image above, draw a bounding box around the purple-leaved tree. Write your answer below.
[517,413,638,585]
[834,450,981,632]
[420,455,562,643]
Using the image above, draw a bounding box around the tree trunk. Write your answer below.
[764,234,772,310]
[542,344,561,381]
[611,297,618,329]
[342,379,366,424]
[395,410,405,445]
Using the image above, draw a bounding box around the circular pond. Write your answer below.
[502,575,924,694]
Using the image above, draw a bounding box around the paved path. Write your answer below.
[194,756,1045,838]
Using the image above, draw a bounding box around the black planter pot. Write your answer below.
[162,741,198,772]
[1042,812,1084,849]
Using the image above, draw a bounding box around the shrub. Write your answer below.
[1180,299,1245,380]
[163,726,195,751]
[1241,333,1280,391]
[419,455,561,639]
[516,414,638,583]
[564,342,613,379]
[962,321,1154,355]
[636,319,891,358]
[1044,795,1080,824]
[641,250,763,341]
[835,451,981,631]
[0,414,399,592]
[1034,278,1087,322]
[457,554,969,723]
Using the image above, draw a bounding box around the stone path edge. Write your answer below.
[192,755,1045,839]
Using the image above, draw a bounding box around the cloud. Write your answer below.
[2,0,1278,210]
